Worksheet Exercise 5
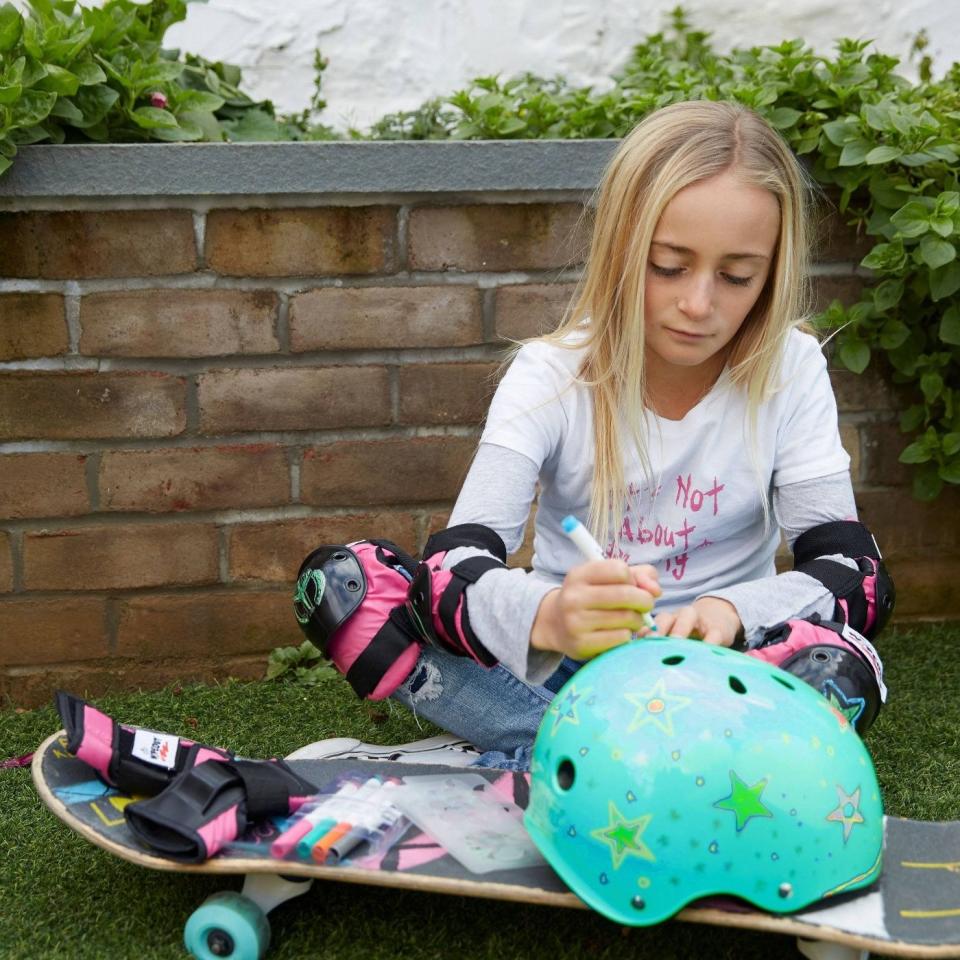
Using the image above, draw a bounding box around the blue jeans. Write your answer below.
[390,646,581,771]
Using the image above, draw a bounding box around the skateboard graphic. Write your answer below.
[34,730,960,960]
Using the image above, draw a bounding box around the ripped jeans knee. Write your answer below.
[399,657,444,705]
[388,646,562,757]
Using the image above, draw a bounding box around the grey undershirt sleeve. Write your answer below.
[442,444,862,680]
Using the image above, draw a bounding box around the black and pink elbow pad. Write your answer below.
[55,691,233,796]
[791,519,895,639]
[407,523,508,668]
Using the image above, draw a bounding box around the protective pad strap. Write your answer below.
[343,607,421,700]
[435,555,503,666]
[125,760,242,861]
[793,519,880,565]
[797,557,870,629]
[422,523,508,563]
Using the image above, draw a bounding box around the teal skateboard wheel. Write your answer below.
[184,891,270,960]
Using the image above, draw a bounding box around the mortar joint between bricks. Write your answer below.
[481,287,497,343]
[63,281,82,354]
[288,446,302,503]
[397,205,411,272]
[184,375,200,434]
[10,530,24,593]
[218,525,230,584]
[105,596,120,655]
[193,211,207,270]
[276,290,291,352]
[85,451,102,512]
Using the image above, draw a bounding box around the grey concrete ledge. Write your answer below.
[0,140,621,199]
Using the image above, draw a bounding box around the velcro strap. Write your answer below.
[344,609,420,700]
[422,523,508,563]
[797,558,868,627]
[234,761,289,822]
[437,556,504,666]
[793,520,880,566]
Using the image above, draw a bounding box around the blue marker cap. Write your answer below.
[561,515,578,534]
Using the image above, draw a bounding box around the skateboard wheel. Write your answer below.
[184,892,270,960]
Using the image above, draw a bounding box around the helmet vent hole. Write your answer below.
[631,895,646,910]
[662,655,685,666]
[345,579,362,592]
[728,676,747,695]
[333,551,347,561]
[556,759,576,791]
[773,676,795,691]
[812,649,831,663]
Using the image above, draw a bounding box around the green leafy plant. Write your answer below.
[0,0,301,169]
[368,9,960,500]
[266,639,338,686]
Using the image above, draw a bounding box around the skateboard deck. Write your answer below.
[33,730,960,960]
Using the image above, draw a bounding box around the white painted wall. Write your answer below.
[16,0,960,132]
[159,0,959,132]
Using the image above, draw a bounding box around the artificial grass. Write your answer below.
[1,622,958,960]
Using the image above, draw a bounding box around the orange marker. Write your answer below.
[311,821,353,863]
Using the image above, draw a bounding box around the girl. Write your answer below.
[327,100,889,769]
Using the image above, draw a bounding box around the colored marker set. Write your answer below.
[271,775,406,865]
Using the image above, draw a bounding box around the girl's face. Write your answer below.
[643,170,781,386]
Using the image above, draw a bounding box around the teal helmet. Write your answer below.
[524,638,883,926]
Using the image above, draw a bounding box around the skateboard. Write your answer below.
[33,730,960,960]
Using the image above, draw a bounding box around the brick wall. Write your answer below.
[1,189,957,707]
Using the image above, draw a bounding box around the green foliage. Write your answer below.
[266,638,338,685]
[0,0,300,166]
[364,7,960,501]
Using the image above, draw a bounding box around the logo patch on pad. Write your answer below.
[132,729,178,770]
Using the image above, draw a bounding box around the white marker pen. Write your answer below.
[561,515,658,633]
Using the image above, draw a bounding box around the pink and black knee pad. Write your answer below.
[746,616,886,734]
[293,525,508,702]
[294,539,423,701]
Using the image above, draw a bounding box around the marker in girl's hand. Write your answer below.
[561,515,658,633]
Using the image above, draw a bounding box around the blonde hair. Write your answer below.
[539,99,817,551]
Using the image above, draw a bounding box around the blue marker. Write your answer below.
[561,515,658,633]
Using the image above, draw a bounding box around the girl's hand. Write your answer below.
[654,597,744,648]
[531,560,661,660]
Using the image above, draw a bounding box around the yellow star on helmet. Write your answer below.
[625,678,691,737]
[590,801,656,870]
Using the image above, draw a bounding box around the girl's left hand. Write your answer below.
[654,597,744,648]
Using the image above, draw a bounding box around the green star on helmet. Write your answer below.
[713,770,773,832]
[590,801,656,870]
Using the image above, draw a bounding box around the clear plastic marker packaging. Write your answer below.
[271,775,409,865]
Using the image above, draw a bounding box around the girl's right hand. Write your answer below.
[530,559,660,660]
